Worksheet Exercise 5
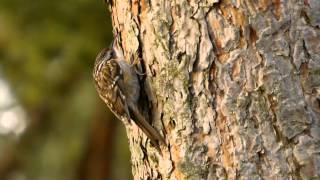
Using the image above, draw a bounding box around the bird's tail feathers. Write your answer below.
[130,106,166,146]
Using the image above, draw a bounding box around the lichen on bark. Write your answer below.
[109,0,320,179]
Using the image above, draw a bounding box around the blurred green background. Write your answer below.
[0,0,132,179]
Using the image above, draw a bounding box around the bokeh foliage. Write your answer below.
[0,0,132,179]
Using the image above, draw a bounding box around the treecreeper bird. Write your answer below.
[93,36,165,147]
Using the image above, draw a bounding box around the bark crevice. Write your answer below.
[109,0,320,179]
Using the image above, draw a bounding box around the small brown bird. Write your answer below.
[93,37,165,146]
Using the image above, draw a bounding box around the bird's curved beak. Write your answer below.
[110,32,124,59]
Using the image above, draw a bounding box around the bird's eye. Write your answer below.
[101,51,110,60]
[109,51,114,57]
[105,51,114,61]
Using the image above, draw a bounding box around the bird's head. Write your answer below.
[93,48,114,78]
[93,34,124,78]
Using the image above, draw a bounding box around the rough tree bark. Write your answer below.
[108,0,320,179]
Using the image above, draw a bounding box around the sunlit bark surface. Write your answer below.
[110,0,320,179]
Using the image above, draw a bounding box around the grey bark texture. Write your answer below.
[109,0,320,179]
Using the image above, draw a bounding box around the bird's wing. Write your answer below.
[100,59,165,145]
[100,59,131,121]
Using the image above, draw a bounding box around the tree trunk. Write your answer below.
[108,0,320,179]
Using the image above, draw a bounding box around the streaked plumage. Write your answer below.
[93,40,165,146]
